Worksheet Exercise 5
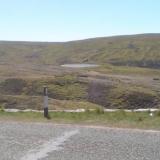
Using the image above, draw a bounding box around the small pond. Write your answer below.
[61,64,99,68]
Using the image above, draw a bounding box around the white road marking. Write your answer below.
[4,108,160,113]
[21,130,79,160]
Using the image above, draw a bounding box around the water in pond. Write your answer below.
[61,64,99,68]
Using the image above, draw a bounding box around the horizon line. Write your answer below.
[0,33,160,43]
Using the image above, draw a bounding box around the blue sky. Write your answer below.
[0,0,160,41]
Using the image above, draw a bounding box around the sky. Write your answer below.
[0,0,160,42]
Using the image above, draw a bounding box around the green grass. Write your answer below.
[1,110,160,130]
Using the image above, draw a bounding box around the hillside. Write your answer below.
[0,34,160,110]
[0,33,160,68]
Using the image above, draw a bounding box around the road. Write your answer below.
[1,122,160,160]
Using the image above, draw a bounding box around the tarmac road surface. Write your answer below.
[1,122,160,160]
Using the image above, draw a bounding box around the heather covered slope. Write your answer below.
[0,33,160,68]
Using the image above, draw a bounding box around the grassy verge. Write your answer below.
[1,110,160,130]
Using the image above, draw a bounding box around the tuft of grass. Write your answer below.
[85,108,91,114]
[118,109,126,116]
[0,106,4,112]
[137,117,143,122]
[94,107,105,114]
[156,111,160,117]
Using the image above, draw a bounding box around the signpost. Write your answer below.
[43,86,48,118]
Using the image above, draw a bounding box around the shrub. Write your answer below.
[122,91,158,109]
[1,78,26,94]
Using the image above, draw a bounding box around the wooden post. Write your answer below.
[43,86,48,118]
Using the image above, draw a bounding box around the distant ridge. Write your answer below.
[0,33,160,68]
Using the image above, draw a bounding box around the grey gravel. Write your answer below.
[1,122,160,160]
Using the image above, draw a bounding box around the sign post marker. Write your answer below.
[43,86,49,118]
